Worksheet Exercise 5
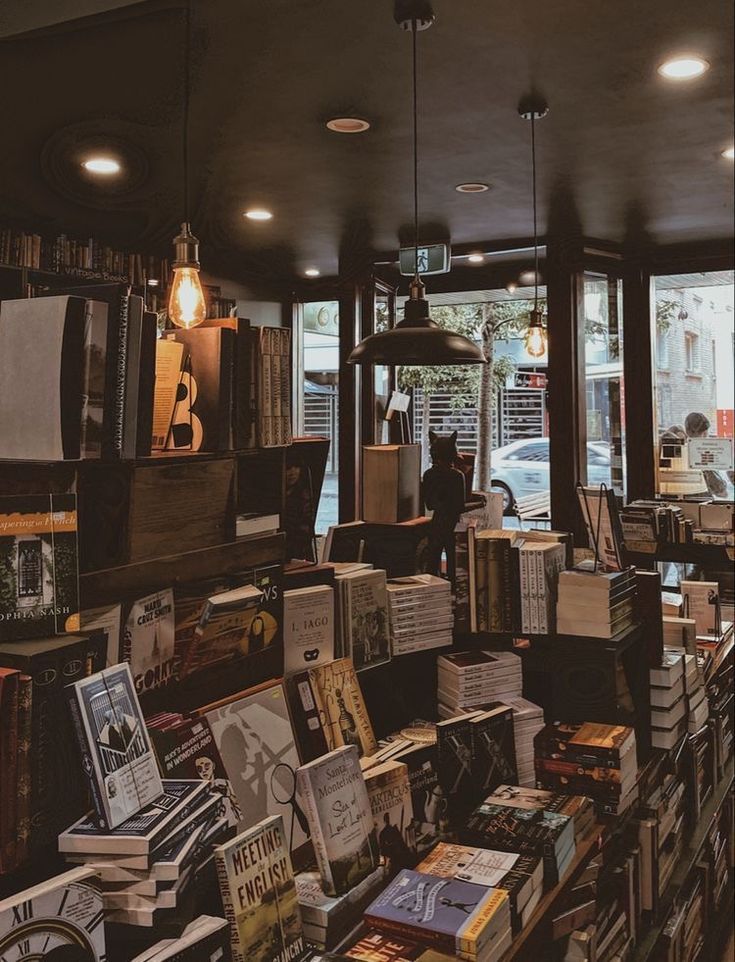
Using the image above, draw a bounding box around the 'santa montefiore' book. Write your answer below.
[66,662,163,829]
[296,745,379,897]
[215,813,304,962]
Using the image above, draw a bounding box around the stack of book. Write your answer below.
[130,915,230,961]
[534,722,638,817]
[437,651,522,712]
[555,566,636,639]
[59,780,230,926]
[462,786,578,887]
[650,650,687,750]
[682,652,709,733]
[386,574,454,655]
[497,694,545,788]
[620,501,693,548]
[417,841,544,935]
[364,867,512,962]
[296,866,386,949]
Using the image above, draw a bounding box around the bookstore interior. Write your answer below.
[0,0,734,960]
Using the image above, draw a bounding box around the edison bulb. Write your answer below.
[168,266,206,329]
[525,324,547,358]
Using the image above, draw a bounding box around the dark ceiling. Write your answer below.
[0,0,733,288]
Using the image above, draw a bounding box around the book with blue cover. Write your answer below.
[364,868,510,960]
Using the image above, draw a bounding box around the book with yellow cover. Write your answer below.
[307,657,378,757]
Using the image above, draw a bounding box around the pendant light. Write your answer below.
[347,1,484,366]
[519,95,549,359]
[168,0,206,329]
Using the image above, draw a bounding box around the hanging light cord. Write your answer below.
[412,20,420,282]
[182,0,191,226]
[531,111,539,313]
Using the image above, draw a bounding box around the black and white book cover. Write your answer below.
[66,662,163,829]
[122,588,176,693]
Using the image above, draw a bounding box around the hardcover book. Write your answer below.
[202,681,308,852]
[364,868,510,960]
[59,779,210,855]
[283,584,335,674]
[307,658,378,757]
[215,814,304,962]
[122,588,176,693]
[66,662,163,829]
[364,759,417,871]
[296,745,379,897]
[0,494,80,641]
[0,866,106,961]
[149,715,242,826]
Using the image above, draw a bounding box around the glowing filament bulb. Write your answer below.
[168,266,206,329]
[525,322,547,358]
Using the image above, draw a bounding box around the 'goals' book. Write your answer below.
[215,814,304,962]
[66,662,163,829]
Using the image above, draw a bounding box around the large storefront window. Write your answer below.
[653,272,734,499]
[583,272,626,497]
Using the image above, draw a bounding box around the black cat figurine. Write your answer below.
[422,430,466,584]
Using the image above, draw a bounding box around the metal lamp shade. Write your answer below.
[348,317,485,365]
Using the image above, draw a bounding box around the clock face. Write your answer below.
[0,873,105,962]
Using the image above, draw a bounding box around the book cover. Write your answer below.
[0,295,86,460]
[80,603,122,668]
[0,866,106,961]
[151,339,185,450]
[344,928,456,962]
[215,814,304,962]
[463,801,574,860]
[364,869,510,958]
[390,742,444,852]
[436,713,480,820]
[178,583,263,679]
[680,580,720,635]
[59,780,210,855]
[149,715,242,826]
[121,589,176,693]
[418,842,523,888]
[365,760,417,871]
[203,681,308,852]
[283,584,335,675]
[296,745,379,897]
[0,494,80,642]
[340,570,391,671]
[308,658,378,757]
[66,662,163,829]
[469,705,518,799]
[0,668,19,872]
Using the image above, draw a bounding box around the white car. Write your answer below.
[490,437,612,513]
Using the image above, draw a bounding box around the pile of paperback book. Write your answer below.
[130,915,230,960]
[437,651,523,712]
[386,574,454,654]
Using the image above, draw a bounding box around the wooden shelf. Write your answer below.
[80,532,285,606]
[455,623,643,652]
[625,543,733,568]
[0,447,290,469]
[631,757,734,962]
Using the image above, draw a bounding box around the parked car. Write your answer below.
[490,437,612,513]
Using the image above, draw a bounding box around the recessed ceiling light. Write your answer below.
[468,254,485,264]
[244,208,273,221]
[519,269,539,286]
[658,56,709,80]
[82,156,121,175]
[326,117,371,133]
[304,268,320,277]
[506,282,518,294]
[722,146,735,160]
[455,182,490,193]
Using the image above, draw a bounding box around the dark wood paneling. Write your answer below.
[338,284,360,521]
[622,263,656,501]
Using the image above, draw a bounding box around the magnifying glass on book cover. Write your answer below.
[271,763,310,851]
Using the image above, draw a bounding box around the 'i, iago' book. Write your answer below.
[296,745,379,897]
[215,813,304,962]
[66,662,163,829]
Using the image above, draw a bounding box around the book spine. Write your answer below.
[537,552,547,633]
[467,527,477,634]
[487,542,502,632]
[520,551,531,634]
[0,673,19,871]
[111,293,129,458]
[14,676,32,868]
[297,767,336,896]
[214,850,247,962]
[66,688,110,830]
[475,538,488,632]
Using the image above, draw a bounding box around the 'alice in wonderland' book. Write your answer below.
[215,814,304,962]
[66,662,163,829]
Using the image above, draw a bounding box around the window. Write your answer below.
[684,331,700,372]
[656,331,670,369]
[653,272,734,500]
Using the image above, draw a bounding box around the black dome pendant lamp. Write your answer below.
[347,0,485,367]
